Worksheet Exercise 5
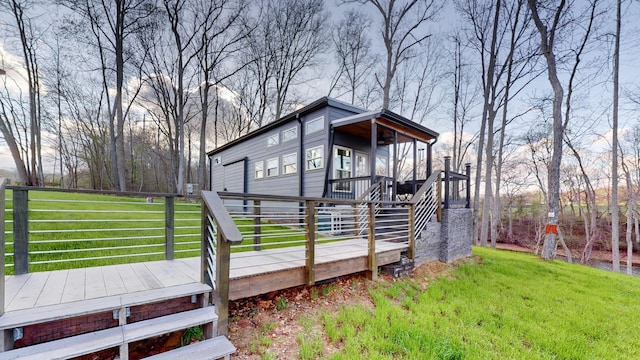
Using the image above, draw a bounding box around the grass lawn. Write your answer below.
[319,247,640,359]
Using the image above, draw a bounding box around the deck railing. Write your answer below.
[200,191,242,336]
[410,171,442,246]
[2,186,200,274]
[443,157,472,209]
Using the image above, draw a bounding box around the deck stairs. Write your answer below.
[0,282,235,360]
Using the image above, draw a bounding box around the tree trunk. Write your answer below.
[611,0,621,272]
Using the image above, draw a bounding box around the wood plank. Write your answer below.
[102,265,128,296]
[117,264,147,293]
[4,274,30,307]
[5,272,49,311]
[229,267,306,300]
[123,307,216,343]
[120,283,212,308]
[129,262,162,290]
[172,258,200,282]
[34,270,68,307]
[85,267,107,299]
[0,296,121,329]
[315,257,369,282]
[144,336,235,360]
[161,260,201,284]
[60,269,86,303]
[0,327,122,360]
[143,261,193,288]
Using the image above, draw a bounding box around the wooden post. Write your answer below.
[465,163,472,209]
[253,200,261,251]
[13,189,28,275]
[215,231,231,336]
[367,202,377,280]
[408,205,415,259]
[165,196,174,260]
[305,200,316,285]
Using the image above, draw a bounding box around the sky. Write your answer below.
[1,0,640,177]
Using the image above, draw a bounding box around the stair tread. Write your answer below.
[143,336,236,360]
[0,282,212,329]
[0,327,122,360]
[0,307,217,360]
[124,307,216,343]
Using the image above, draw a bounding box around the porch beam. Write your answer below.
[412,139,417,194]
[392,131,398,201]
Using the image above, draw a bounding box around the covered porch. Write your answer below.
[324,109,439,200]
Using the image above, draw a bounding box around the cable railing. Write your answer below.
[3,186,201,274]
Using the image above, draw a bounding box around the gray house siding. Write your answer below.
[210,99,367,199]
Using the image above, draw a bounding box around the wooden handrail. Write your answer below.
[409,171,442,204]
[201,191,242,244]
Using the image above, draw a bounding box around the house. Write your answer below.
[208,97,439,200]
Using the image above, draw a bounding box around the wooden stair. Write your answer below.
[0,283,235,359]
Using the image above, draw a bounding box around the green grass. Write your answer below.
[1,189,313,273]
[321,247,640,359]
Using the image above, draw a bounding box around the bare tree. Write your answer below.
[610,0,622,272]
[239,0,328,126]
[329,9,377,106]
[346,0,445,109]
[527,0,600,260]
[0,0,44,186]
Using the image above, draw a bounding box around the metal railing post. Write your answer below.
[305,200,316,285]
[13,188,29,275]
[165,196,174,260]
[444,156,451,210]
[465,163,472,209]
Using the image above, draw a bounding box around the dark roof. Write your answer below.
[331,109,439,140]
[208,97,366,155]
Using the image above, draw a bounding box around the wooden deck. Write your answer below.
[4,238,407,315]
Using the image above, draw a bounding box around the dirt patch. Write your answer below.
[227,260,466,359]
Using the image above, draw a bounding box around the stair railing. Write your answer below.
[0,178,7,317]
[408,171,442,257]
[201,190,243,336]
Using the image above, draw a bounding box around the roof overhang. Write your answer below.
[331,109,439,144]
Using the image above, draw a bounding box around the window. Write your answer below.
[305,116,324,135]
[376,156,388,176]
[267,133,279,147]
[255,161,264,179]
[334,146,352,192]
[306,146,324,170]
[355,152,369,177]
[283,153,297,174]
[266,157,279,177]
[282,126,298,142]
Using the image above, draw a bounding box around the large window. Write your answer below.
[267,133,279,147]
[282,126,298,142]
[306,146,324,170]
[305,116,324,135]
[283,153,297,174]
[266,157,279,177]
[255,161,264,179]
[334,146,352,192]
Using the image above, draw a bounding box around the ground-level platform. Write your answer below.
[3,238,407,327]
